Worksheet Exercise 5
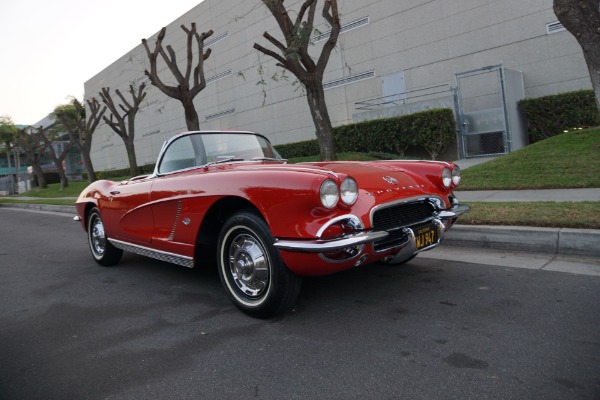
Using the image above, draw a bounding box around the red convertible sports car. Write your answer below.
[75,131,469,317]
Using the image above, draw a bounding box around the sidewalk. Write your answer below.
[449,186,600,258]
[451,156,599,258]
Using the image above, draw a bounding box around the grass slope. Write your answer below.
[460,128,600,190]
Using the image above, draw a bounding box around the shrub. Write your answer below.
[275,108,456,160]
[335,108,455,159]
[92,163,156,181]
[275,140,319,159]
[519,90,600,142]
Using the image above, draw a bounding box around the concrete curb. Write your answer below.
[445,225,600,258]
[1,203,598,258]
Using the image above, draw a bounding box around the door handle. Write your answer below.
[110,191,121,195]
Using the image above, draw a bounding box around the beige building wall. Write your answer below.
[84,0,591,171]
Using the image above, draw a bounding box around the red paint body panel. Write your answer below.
[75,132,467,277]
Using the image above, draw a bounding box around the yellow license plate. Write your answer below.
[414,224,438,250]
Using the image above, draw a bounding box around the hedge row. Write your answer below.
[519,89,600,142]
[274,139,320,159]
[84,164,156,181]
[275,108,456,160]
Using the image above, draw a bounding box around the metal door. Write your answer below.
[454,65,514,158]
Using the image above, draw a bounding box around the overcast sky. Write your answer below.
[0,0,203,125]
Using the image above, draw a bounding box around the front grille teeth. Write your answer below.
[371,199,437,252]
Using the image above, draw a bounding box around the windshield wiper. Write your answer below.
[203,156,244,169]
[252,157,288,163]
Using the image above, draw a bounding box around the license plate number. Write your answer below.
[414,224,438,250]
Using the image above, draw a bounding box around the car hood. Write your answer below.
[234,160,443,194]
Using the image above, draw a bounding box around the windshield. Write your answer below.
[158,132,283,174]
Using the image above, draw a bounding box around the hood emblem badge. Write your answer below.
[383,176,399,185]
[182,217,191,226]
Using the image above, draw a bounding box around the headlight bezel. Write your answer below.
[451,166,462,187]
[340,177,358,206]
[442,167,452,188]
[320,179,339,209]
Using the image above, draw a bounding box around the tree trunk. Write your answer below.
[59,171,69,188]
[32,158,47,189]
[125,139,139,176]
[583,46,600,112]
[5,145,15,194]
[44,151,70,189]
[55,161,69,189]
[183,100,200,131]
[67,134,95,183]
[306,83,336,161]
[81,149,96,183]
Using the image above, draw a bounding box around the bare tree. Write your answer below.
[99,84,147,176]
[554,0,600,112]
[39,125,72,189]
[16,126,54,189]
[142,23,214,131]
[254,0,341,161]
[54,97,106,183]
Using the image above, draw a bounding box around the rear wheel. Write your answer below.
[217,210,301,318]
[87,207,123,266]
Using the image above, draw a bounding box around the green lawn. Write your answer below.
[460,128,600,190]
[459,201,600,229]
[456,128,600,228]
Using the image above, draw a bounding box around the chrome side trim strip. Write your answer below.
[109,239,194,268]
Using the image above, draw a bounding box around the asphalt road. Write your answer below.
[1,208,599,400]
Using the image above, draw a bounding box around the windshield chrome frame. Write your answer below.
[153,130,279,177]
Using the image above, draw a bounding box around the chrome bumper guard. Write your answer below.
[383,219,445,264]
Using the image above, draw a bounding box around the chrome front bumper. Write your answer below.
[273,203,470,255]
[274,230,389,253]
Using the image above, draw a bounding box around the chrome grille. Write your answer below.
[373,201,436,231]
[372,200,436,251]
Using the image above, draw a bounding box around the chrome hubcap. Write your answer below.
[228,233,269,298]
[90,216,106,256]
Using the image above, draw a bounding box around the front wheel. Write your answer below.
[217,210,301,318]
[87,207,123,266]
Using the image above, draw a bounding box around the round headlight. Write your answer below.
[320,179,339,209]
[340,177,358,205]
[452,166,462,186]
[442,167,452,188]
